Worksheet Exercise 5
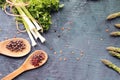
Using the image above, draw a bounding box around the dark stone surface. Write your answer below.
[0,0,120,80]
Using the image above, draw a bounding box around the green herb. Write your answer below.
[27,0,64,31]
[0,0,64,46]
[0,0,5,8]
[107,12,120,20]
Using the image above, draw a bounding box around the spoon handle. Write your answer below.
[1,66,25,80]
[0,42,2,53]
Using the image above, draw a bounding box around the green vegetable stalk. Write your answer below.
[106,46,120,53]
[27,0,64,31]
[105,4,120,75]
[107,12,120,20]
[0,0,64,46]
[22,18,37,46]
[110,31,120,37]
[108,51,120,59]
[114,24,120,29]
[101,59,120,73]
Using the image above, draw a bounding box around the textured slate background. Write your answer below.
[0,0,120,80]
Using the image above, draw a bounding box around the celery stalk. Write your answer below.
[21,6,43,32]
[22,19,37,46]
[15,6,39,39]
[16,6,46,43]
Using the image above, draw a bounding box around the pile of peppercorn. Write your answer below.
[6,40,26,52]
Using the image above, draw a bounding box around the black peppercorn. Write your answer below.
[6,40,26,52]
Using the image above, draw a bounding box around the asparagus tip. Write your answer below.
[114,24,120,28]
[106,12,120,20]
[110,31,120,37]
[106,46,114,51]
[109,51,120,58]
[101,59,112,65]
[108,51,116,56]
[107,15,114,20]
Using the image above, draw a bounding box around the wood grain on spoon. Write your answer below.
[0,38,31,57]
[1,50,48,80]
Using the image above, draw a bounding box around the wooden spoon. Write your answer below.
[1,50,48,80]
[0,38,31,57]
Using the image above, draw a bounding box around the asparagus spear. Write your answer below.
[110,31,120,37]
[109,51,120,59]
[107,12,120,20]
[106,46,120,53]
[101,59,120,73]
[114,24,120,29]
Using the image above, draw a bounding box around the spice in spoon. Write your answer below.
[6,40,26,52]
[31,52,45,67]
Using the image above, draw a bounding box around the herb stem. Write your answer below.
[20,4,43,31]
[22,19,37,46]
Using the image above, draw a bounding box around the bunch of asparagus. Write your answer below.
[101,46,120,73]
[101,12,120,73]
[107,12,120,36]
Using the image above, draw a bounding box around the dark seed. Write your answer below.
[6,40,26,52]
[31,52,45,67]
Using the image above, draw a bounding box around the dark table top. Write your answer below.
[0,0,120,80]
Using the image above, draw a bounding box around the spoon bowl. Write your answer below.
[22,50,48,70]
[0,38,31,57]
[1,50,48,80]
